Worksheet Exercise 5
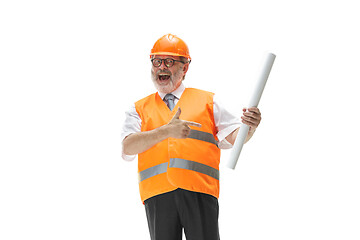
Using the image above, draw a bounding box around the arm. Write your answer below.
[225,127,256,145]
[122,125,169,155]
[225,107,261,145]
[122,107,201,155]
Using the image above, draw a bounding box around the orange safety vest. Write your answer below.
[135,88,221,203]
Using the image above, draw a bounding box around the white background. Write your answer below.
[1,0,359,239]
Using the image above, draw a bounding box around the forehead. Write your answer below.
[151,55,181,60]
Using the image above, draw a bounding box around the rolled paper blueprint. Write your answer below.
[227,53,276,169]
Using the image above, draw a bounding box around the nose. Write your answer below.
[159,60,168,70]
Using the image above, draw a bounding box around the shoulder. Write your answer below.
[185,87,215,97]
[135,92,158,107]
[183,88,215,109]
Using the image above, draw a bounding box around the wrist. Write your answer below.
[249,127,256,134]
[157,124,171,140]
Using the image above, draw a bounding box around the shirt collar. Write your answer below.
[158,82,185,100]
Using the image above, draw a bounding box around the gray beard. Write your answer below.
[151,69,183,93]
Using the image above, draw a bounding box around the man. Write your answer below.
[121,34,261,240]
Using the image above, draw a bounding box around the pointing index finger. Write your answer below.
[183,120,202,128]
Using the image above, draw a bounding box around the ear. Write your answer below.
[183,63,189,74]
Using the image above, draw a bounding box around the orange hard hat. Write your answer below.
[150,34,191,60]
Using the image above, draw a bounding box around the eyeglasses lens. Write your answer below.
[152,59,161,67]
[164,59,174,67]
[152,58,175,68]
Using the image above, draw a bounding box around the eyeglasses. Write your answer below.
[151,58,186,68]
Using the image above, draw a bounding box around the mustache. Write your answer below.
[156,69,172,75]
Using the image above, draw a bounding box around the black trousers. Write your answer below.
[144,188,220,240]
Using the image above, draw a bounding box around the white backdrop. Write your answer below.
[1,0,359,239]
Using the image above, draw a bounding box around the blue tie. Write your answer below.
[164,94,175,110]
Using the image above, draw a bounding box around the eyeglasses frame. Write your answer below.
[151,58,190,68]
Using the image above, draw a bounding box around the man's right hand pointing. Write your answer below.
[166,107,202,139]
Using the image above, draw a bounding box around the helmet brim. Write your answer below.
[150,52,191,60]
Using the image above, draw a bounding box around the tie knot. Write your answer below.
[164,94,175,101]
[164,94,175,110]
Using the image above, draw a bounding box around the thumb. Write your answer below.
[171,107,181,120]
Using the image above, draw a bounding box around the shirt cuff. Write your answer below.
[218,138,233,149]
[217,124,241,149]
[122,152,137,161]
[121,132,137,161]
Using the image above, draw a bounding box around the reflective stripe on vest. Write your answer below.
[139,158,219,182]
[138,162,168,182]
[169,158,219,180]
[188,129,218,147]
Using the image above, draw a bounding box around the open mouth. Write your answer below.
[158,74,171,82]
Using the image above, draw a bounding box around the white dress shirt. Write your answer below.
[121,83,241,161]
